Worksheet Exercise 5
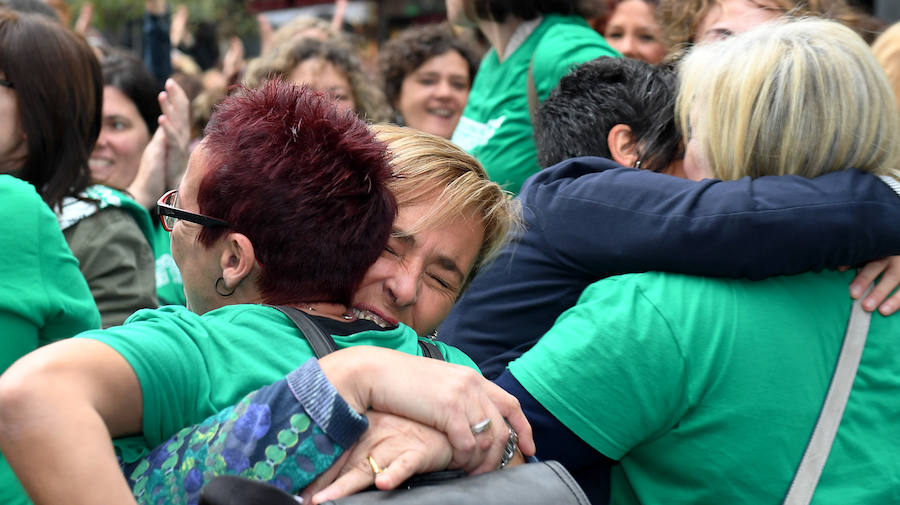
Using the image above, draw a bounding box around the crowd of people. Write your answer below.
[2,0,900,504]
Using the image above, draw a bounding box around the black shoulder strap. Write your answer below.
[269,305,338,358]
[418,339,445,361]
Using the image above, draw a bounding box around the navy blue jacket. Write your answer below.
[441,157,900,379]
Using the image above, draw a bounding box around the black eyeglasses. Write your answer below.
[157,189,229,232]
[0,78,13,89]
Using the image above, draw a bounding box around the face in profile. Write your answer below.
[90,86,151,190]
[351,191,485,335]
[604,0,668,64]
[396,50,471,139]
[0,72,27,175]
[694,0,782,43]
[289,58,356,115]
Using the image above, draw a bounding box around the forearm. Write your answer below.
[0,395,136,505]
[529,159,900,279]
[0,341,142,505]
[123,359,367,503]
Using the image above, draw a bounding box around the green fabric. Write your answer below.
[451,14,618,194]
[510,269,900,504]
[151,221,185,306]
[0,175,100,505]
[79,304,478,463]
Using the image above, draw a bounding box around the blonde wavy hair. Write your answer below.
[371,124,521,291]
[676,18,900,183]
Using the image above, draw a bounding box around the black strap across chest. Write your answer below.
[269,305,444,361]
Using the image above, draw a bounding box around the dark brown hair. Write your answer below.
[0,9,101,209]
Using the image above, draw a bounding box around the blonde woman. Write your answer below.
[499,18,900,504]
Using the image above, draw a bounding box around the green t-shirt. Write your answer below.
[79,304,477,463]
[451,14,619,194]
[0,175,101,505]
[151,221,185,306]
[510,270,900,504]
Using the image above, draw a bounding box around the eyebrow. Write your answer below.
[391,228,466,283]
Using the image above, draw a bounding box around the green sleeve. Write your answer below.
[508,275,688,459]
[0,177,99,372]
[78,307,208,458]
[65,207,158,328]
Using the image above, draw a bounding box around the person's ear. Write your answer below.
[607,124,639,168]
[219,232,257,293]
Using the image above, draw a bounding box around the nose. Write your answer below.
[385,267,419,307]
[433,78,453,99]
[618,35,638,59]
[95,127,111,147]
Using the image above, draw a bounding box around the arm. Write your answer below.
[525,158,900,280]
[0,339,143,505]
[123,359,367,504]
[65,208,158,328]
[143,0,172,84]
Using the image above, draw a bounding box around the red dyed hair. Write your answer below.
[198,80,396,305]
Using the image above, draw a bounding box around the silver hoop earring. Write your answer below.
[633,160,642,169]
[215,277,235,297]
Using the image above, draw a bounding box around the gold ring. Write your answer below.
[368,455,382,476]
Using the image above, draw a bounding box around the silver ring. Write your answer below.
[471,418,492,434]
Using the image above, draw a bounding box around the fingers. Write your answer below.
[850,257,900,314]
[485,380,534,456]
[849,259,887,300]
[307,454,374,504]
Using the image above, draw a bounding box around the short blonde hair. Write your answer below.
[371,124,521,291]
[677,18,900,182]
[873,22,900,109]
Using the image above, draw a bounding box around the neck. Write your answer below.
[479,16,523,61]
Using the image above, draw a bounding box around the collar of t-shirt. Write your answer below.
[499,15,542,63]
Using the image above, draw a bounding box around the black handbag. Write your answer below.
[198,461,592,505]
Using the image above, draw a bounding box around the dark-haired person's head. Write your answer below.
[0,9,101,209]
[378,22,479,139]
[534,56,682,173]
[89,48,162,190]
[173,80,396,314]
[448,0,578,25]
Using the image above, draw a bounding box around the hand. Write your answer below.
[74,3,93,35]
[157,78,191,189]
[257,14,274,55]
[318,347,535,471]
[222,36,245,83]
[127,78,190,209]
[170,4,189,47]
[301,412,453,504]
[331,0,348,32]
[848,256,900,315]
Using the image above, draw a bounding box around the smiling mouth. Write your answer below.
[426,107,455,119]
[352,307,395,327]
[88,159,113,169]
